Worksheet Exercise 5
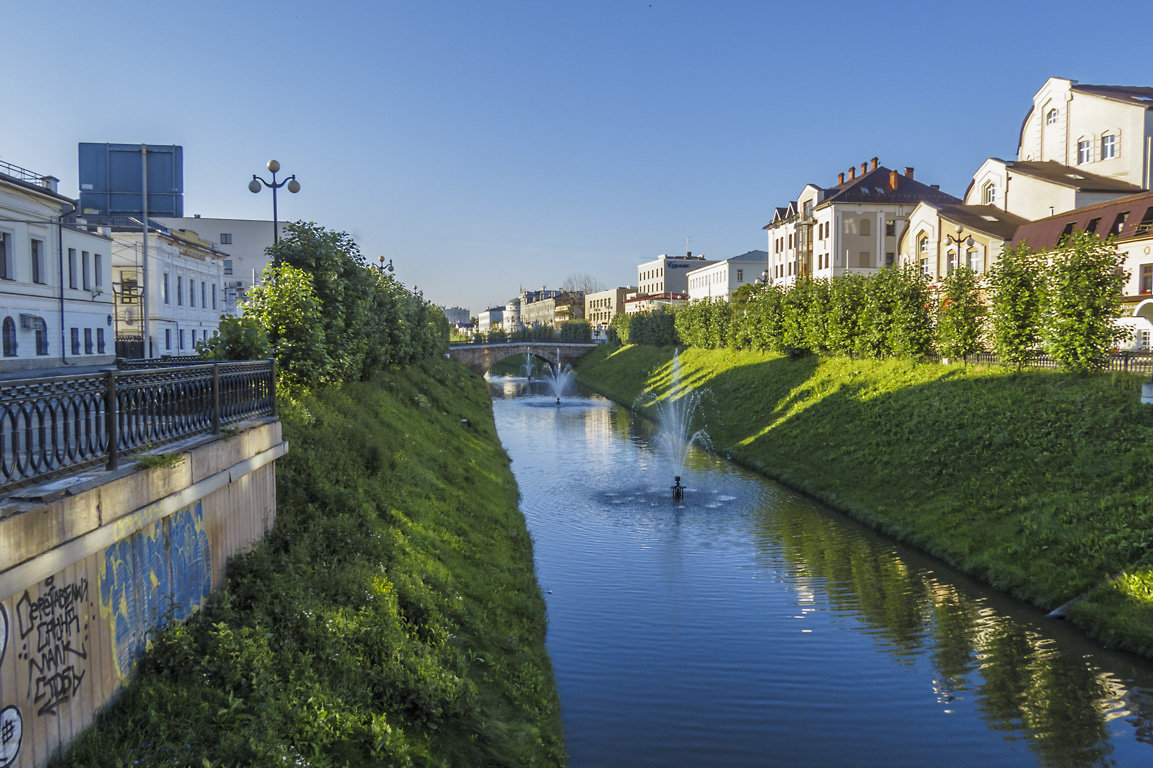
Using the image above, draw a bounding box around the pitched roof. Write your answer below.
[1003,160,1145,193]
[816,166,959,208]
[1071,83,1153,109]
[930,203,1030,240]
[1010,190,1153,249]
[725,250,768,262]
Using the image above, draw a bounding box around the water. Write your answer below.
[488,376,1153,768]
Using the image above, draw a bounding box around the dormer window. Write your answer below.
[1046,108,1058,125]
[983,182,996,205]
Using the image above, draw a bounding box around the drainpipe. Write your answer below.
[57,207,69,365]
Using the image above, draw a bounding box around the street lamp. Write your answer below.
[943,224,974,276]
[377,256,394,273]
[248,159,300,245]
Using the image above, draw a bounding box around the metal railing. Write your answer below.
[0,360,275,492]
[926,350,1153,374]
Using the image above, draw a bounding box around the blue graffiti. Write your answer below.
[99,502,212,677]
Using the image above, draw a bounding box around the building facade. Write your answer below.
[766,160,958,288]
[0,161,116,371]
[585,286,634,332]
[899,202,1028,281]
[686,250,768,301]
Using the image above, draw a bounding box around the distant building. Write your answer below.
[0,158,116,371]
[442,305,470,325]
[766,159,958,288]
[477,307,504,334]
[585,286,634,332]
[686,250,768,301]
[637,252,715,298]
[157,216,280,315]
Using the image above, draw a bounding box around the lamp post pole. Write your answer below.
[943,224,974,277]
[248,159,300,245]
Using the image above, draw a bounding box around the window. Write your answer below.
[223,259,233,275]
[860,218,871,237]
[163,273,170,303]
[1101,134,1117,160]
[220,233,232,244]
[1140,329,1152,351]
[2,317,15,357]
[885,220,895,237]
[82,251,91,289]
[946,250,957,274]
[920,258,931,277]
[1046,108,1058,125]
[1077,139,1092,164]
[736,269,743,281]
[1060,222,1076,241]
[94,253,103,289]
[201,281,206,307]
[918,234,929,254]
[885,252,895,267]
[97,328,105,354]
[857,251,870,268]
[70,328,80,355]
[179,329,185,350]
[1112,212,1130,235]
[983,182,996,205]
[35,324,47,356]
[1135,207,1153,235]
[68,249,77,288]
[31,239,44,283]
[1085,217,1101,234]
[968,247,981,273]
[165,328,172,350]
[0,232,11,280]
[84,328,93,354]
[212,283,217,309]
[191,330,197,346]
[190,279,196,307]
[177,276,183,305]
[1141,264,1153,294]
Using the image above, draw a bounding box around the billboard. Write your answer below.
[78,143,184,218]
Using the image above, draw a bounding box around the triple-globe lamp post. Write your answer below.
[248,159,300,245]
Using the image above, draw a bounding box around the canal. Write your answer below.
[489,376,1153,768]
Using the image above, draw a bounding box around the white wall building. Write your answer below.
[686,250,767,301]
[156,216,280,316]
[110,225,226,358]
[477,307,504,334]
[766,160,959,288]
[637,252,714,298]
[0,161,116,371]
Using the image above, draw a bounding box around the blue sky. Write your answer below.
[4,0,1153,315]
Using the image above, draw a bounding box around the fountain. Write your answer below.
[520,352,535,380]
[544,351,575,405]
[646,350,710,500]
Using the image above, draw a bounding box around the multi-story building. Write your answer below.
[1009,190,1153,350]
[585,286,634,332]
[686,250,768,301]
[637,252,714,299]
[0,160,115,371]
[442,305,470,325]
[109,224,227,358]
[765,159,958,288]
[520,290,583,328]
[964,159,1144,221]
[157,216,281,315]
[476,307,504,335]
[899,202,1028,281]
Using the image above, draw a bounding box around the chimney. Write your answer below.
[686,251,692,258]
[838,172,845,185]
[40,176,59,193]
[904,167,914,179]
[860,162,868,175]
[870,157,879,171]
[930,184,940,191]
[849,166,857,180]
[889,170,898,190]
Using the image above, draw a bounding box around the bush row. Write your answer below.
[470,320,592,344]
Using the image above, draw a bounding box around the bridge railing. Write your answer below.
[0,360,276,492]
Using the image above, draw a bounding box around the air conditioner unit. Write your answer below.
[19,314,38,330]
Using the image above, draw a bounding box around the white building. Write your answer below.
[156,216,280,316]
[442,305,470,325]
[110,224,226,358]
[0,161,116,371]
[765,159,958,288]
[637,252,715,298]
[686,250,767,301]
[477,307,504,334]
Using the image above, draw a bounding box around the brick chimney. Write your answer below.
[889,170,898,190]
[904,167,914,179]
[870,157,879,171]
[849,166,857,180]
[838,172,845,185]
[860,162,868,175]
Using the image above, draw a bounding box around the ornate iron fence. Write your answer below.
[927,350,1153,374]
[0,360,275,492]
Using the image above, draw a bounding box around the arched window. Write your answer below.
[918,234,929,254]
[2,317,16,357]
[1046,108,1058,125]
[983,182,996,205]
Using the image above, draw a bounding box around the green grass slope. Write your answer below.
[575,344,1153,657]
[60,358,566,767]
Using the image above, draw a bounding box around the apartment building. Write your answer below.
[686,250,767,301]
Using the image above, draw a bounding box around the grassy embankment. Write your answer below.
[60,358,565,768]
[575,344,1153,658]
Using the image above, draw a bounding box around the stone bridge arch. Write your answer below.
[447,342,599,376]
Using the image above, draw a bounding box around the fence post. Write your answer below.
[105,371,119,471]
[212,362,221,434]
[269,358,278,418]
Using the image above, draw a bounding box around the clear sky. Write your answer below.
[3,0,1152,316]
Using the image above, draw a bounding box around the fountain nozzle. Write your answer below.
[672,476,685,501]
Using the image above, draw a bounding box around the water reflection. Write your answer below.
[488,376,1153,768]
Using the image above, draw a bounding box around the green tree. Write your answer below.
[196,315,270,361]
[988,242,1045,370]
[935,266,985,359]
[559,320,592,341]
[826,273,867,356]
[1041,231,1128,373]
[245,263,330,390]
[860,266,932,358]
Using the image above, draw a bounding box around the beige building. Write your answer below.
[766,159,958,287]
[964,158,1143,221]
[899,202,1028,282]
[585,286,634,331]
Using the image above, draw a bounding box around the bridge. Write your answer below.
[448,341,600,375]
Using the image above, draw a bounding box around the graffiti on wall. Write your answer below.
[0,604,7,668]
[14,577,91,717]
[99,502,212,678]
[0,706,22,768]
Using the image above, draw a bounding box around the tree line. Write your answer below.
[610,231,1129,374]
[198,222,450,391]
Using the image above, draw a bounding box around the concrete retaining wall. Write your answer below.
[0,420,287,767]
